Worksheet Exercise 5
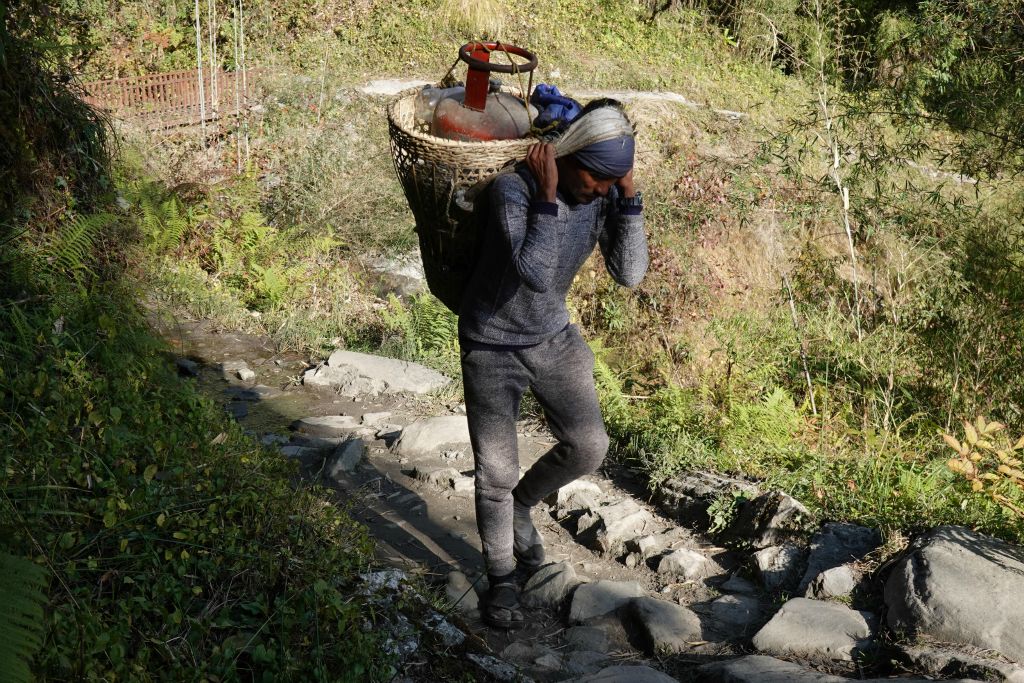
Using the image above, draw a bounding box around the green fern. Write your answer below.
[410,294,458,357]
[41,212,117,282]
[0,553,48,683]
[139,193,189,252]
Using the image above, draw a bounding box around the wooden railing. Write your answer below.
[84,68,252,129]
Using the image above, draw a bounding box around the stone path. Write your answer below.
[151,305,1024,682]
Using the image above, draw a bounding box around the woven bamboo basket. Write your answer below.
[387,85,535,311]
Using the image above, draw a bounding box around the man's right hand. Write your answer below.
[526,143,558,203]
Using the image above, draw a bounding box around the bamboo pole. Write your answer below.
[194,0,207,138]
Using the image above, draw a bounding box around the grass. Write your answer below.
[102,0,1024,547]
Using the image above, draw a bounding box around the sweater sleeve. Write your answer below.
[598,188,649,288]
[490,173,562,294]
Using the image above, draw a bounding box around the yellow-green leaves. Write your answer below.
[942,416,1024,519]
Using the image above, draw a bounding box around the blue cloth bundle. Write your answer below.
[530,84,582,129]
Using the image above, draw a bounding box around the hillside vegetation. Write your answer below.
[2,0,1023,676]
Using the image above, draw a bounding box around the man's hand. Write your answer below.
[616,168,636,198]
[526,142,558,203]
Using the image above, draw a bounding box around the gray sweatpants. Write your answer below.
[460,325,610,577]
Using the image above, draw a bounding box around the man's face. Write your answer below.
[560,159,620,205]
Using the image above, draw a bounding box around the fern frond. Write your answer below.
[43,212,117,282]
[0,552,48,683]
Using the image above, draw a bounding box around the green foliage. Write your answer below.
[139,187,190,252]
[0,553,48,683]
[39,212,118,283]
[943,417,1024,520]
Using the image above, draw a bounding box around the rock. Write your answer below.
[569,580,645,623]
[376,424,403,444]
[657,548,723,581]
[575,499,655,556]
[564,651,609,676]
[653,472,759,528]
[445,571,479,613]
[752,544,804,591]
[423,611,465,647]
[302,364,387,396]
[564,626,610,653]
[224,384,280,401]
[564,665,680,683]
[175,357,199,376]
[522,561,582,609]
[899,644,1024,683]
[413,467,473,494]
[628,535,664,559]
[289,433,347,450]
[398,416,470,455]
[291,415,360,437]
[225,401,247,419]
[466,653,532,683]
[326,439,365,479]
[548,479,604,515]
[797,523,880,594]
[721,574,758,595]
[725,491,812,548]
[220,360,249,380]
[237,367,256,382]
[326,349,449,394]
[697,654,983,682]
[805,565,857,599]
[361,411,393,426]
[709,594,762,634]
[502,642,561,670]
[627,596,703,654]
[260,433,289,446]
[885,525,1024,662]
[280,445,319,459]
[752,597,875,662]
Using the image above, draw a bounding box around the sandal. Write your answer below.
[483,579,525,630]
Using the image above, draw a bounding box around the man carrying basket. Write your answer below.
[458,100,648,629]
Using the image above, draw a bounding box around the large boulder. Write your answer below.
[884,525,1024,663]
[652,472,759,528]
[752,597,875,662]
[326,349,449,394]
[398,416,471,455]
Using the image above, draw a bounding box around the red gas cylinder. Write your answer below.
[430,42,539,142]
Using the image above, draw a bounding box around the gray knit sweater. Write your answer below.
[458,169,648,346]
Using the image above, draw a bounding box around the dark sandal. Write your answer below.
[483,581,525,630]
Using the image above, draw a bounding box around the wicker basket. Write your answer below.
[387,86,535,311]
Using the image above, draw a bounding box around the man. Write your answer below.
[458,101,648,629]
